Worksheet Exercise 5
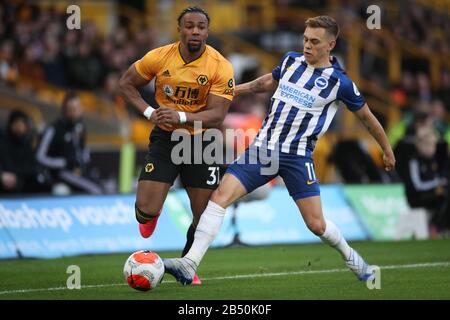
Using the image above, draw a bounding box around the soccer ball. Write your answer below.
[123,250,165,291]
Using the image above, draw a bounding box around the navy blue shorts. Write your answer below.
[226,145,320,200]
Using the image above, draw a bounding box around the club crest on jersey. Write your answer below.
[163,84,174,96]
[197,75,209,86]
[314,77,328,89]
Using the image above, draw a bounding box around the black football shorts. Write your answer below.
[138,127,226,189]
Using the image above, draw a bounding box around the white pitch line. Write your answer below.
[0,261,448,296]
[0,283,125,295]
[198,261,450,281]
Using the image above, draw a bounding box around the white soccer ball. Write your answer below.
[123,250,165,291]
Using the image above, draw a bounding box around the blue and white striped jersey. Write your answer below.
[254,52,365,157]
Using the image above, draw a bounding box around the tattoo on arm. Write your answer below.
[364,116,389,151]
[365,122,373,134]
[364,118,377,137]
[249,78,265,93]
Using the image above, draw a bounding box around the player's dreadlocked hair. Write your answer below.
[177,6,210,26]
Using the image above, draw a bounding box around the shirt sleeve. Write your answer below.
[337,77,366,111]
[209,60,235,101]
[134,48,161,81]
[272,51,294,81]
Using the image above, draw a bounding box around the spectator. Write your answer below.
[436,70,450,112]
[329,139,388,184]
[36,91,103,194]
[388,100,433,149]
[0,110,51,194]
[430,98,450,144]
[416,72,432,102]
[40,36,67,87]
[67,41,103,89]
[395,125,450,237]
[0,40,18,85]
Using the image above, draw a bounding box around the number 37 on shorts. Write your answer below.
[206,166,220,186]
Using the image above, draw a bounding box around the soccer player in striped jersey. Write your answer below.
[164,15,396,285]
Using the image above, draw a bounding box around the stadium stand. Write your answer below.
[0,0,449,188]
[1,2,450,301]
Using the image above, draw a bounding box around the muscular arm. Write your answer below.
[185,94,231,128]
[119,64,151,114]
[355,103,396,171]
[156,94,232,129]
[234,73,278,96]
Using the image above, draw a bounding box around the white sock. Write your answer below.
[185,201,226,266]
[320,219,351,260]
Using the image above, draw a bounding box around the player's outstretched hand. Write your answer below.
[155,107,180,125]
[383,150,396,171]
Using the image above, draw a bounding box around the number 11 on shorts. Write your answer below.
[305,162,316,183]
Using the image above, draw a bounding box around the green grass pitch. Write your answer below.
[0,239,449,300]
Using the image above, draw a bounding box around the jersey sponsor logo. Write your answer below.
[223,88,234,95]
[163,84,174,96]
[174,86,199,99]
[145,163,154,173]
[197,75,209,86]
[306,180,318,185]
[173,99,200,106]
[277,83,316,108]
[228,78,234,88]
[352,82,361,96]
[172,86,200,105]
[314,76,328,89]
[162,69,171,77]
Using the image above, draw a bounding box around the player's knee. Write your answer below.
[307,219,326,236]
[210,186,232,208]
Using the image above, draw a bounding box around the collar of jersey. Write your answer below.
[301,56,341,71]
[177,42,207,66]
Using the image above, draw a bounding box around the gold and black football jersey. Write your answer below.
[134,41,235,134]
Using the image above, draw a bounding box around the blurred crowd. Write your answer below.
[347,0,450,113]
[1,1,449,116]
[394,100,450,236]
[0,1,159,113]
[275,0,450,56]
[1,91,103,196]
[0,0,450,223]
[287,1,450,107]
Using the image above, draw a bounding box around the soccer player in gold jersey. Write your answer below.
[119,7,235,285]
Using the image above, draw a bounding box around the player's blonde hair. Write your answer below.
[305,16,339,39]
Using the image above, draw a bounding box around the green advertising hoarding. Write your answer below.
[343,184,412,240]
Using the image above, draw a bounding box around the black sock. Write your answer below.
[181,223,196,257]
[135,204,156,224]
